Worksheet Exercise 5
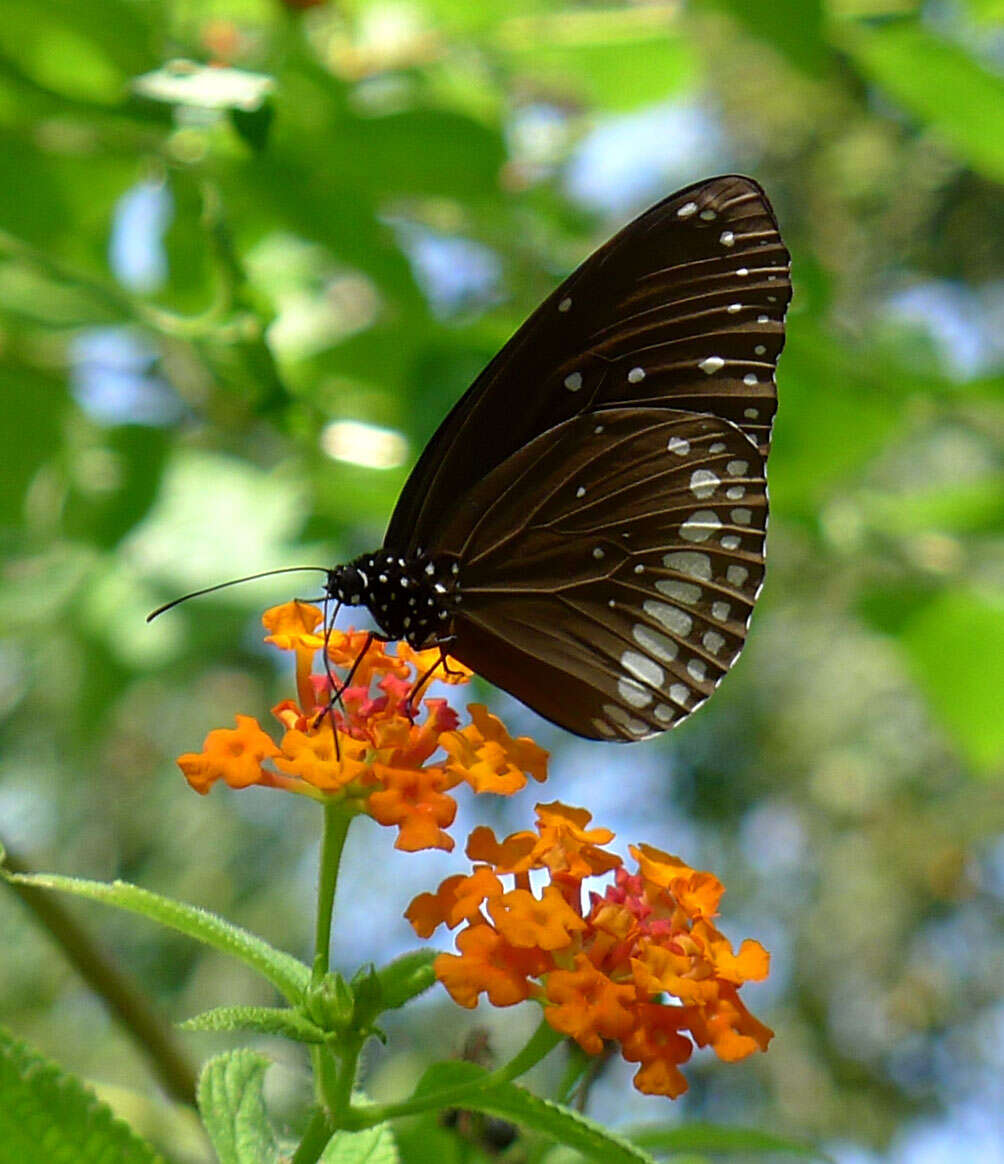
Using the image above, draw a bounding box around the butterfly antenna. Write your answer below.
[146,567,330,622]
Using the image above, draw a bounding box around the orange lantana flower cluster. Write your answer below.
[177,602,547,851]
[407,803,772,1097]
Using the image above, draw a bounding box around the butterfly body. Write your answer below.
[327,550,459,648]
[327,176,790,741]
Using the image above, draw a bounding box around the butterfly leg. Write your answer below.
[401,638,459,723]
[312,628,380,760]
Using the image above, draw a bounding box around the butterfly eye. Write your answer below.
[331,175,790,741]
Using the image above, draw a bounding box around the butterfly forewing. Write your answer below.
[436,408,767,740]
[386,175,789,557]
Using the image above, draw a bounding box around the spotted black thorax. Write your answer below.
[326,550,460,648]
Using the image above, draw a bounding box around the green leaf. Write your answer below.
[897,589,1004,773]
[501,16,695,111]
[413,1063,656,1164]
[0,1025,162,1164]
[375,949,440,1011]
[628,1120,828,1159]
[320,1123,401,1164]
[179,1005,327,1044]
[838,19,1004,181]
[708,0,829,74]
[197,1051,280,1164]
[3,871,310,1002]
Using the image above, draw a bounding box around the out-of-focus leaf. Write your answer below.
[898,589,1004,773]
[770,319,907,516]
[63,425,170,548]
[0,0,157,104]
[628,1120,828,1158]
[501,16,695,111]
[0,1026,162,1164]
[857,479,1004,536]
[0,361,67,530]
[707,0,829,74]
[838,19,1004,181]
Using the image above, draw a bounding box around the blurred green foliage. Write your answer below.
[0,1,1001,1162]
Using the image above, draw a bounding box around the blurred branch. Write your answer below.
[0,184,291,407]
[1,841,197,1108]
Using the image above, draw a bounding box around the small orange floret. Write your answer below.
[177,715,280,794]
[405,867,504,938]
[442,704,548,794]
[544,955,637,1055]
[273,726,368,792]
[621,1003,693,1098]
[367,763,457,852]
[488,886,586,951]
[435,924,546,1009]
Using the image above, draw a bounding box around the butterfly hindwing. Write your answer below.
[438,408,766,740]
[386,175,789,557]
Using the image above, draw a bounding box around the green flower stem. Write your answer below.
[344,1017,563,1129]
[312,803,352,983]
[291,1107,335,1164]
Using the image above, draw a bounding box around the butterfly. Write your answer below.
[328,175,791,741]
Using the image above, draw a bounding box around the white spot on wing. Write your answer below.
[680,510,722,543]
[727,303,742,314]
[712,601,731,622]
[643,600,692,637]
[564,372,583,391]
[721,534,741,550]
[689,469,720,499]
[703,630,725,654]
[628,366,646,383]
[677,201,698,219]
[727,564,749,587]
[667,436,690,455]
[605,704,652,738]
[663,551,712,580]
[720,230,735,247]
[558,296,572,312]
[726,486,745,500]
[731,507,752,525]
[699,356,725,374]
[687,659,707,682]
[621,650,664,688]
[700,208,717,221]
[618,678,652,709]
[743,373,758,386]
[669,683,690,707]
[633,624,678,662]
[654,704,675,724]
[656,579,702,604]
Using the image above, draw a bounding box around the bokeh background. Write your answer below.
[1,0,1002,1161]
